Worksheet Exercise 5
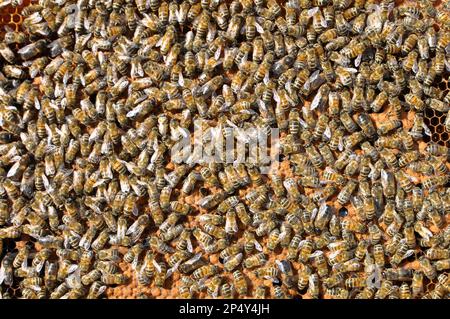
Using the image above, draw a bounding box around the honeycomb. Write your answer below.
[423,76,450,147]
[0,0,34,35]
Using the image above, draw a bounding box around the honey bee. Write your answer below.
[418,257,437,280]
[338,112,357,134]
[310,250,329,278]
[202,223,226,239]
[217,196,239,215]
[193,265,218,280]
[305,145,325,169]
[101,273,128,285]
[233,270,248,296]
[283,178,302,202]
[435,259,450,272]
[298,239,314,264]
[336,180,357,206]
[193,228,214,248]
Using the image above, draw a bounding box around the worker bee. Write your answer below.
[298,239,314,263]
[233,270,248,296]
[337,180,358,206]
[193,265,218,280]
[419,257,437,280]
[310,250,329,277]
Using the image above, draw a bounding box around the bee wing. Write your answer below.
[298,118,309,129]
[165,260,181,279]
[152,259,162,273]
[30,285,42,292]
[256,99,267,113]
[327,242,340,250]
[186,238,193,253]
[329,250,341,261]
[34,259,46,273]
[254,240,263,252]
[131,255,140,271]
[186,253,202,266]
[403,249,416,259]
[412,59,419,74]
[323,125,331,140]
[44,123,53,144]
[367,163,377,180]
[301,77,311,91]
[286,0,299,9]
[2,24,14,32]
[278,230,287,243]
[263,70,270,85]
[177,126,189,139]
[417,227,433,241]
[6,160,21,178]
[422,123,432,136]
[407,174,419,184]
[445,57,450,71]
[336,135,344,151]
[96,285,107,297]
[354,54,362,67]
[344,67,358,73]
[214,46,222,60]
[310,207,318,221]
[211,284,220,298]
[117,222,127,240]
[103,161,114,179]
[307,7,319,17]
[126,219,140,236]
[272,89,280,104]
[132,59,144,78]
[223,255,231,264]
[0,265,5,285]
[93,178,107,188]
[380,169,388,184]
[196,277,208,292]
[131,225,145,243]
[44,260,52,274]
[309,250,323,259]
[275,259,284,272]
[320,16,327,28]
[63,233,71,249]
[55,82,65,98]
[176,8,183,23]
[66,267,81,288]
[178,71,185,87]
[308,274,317,287]
[225,218,238,234]
[32,95,41,110]
[255,21,264,34]
[198,215,211,223]
[396,34,403,47]
[310,91,322,110]
[155,34,163,48]
[285,80,293,94]
[62,70,71,87]
[119,175,130,193]
[21,256,30,271]
[79,235,91,251]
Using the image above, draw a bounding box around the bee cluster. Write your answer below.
[0,0,450,299]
